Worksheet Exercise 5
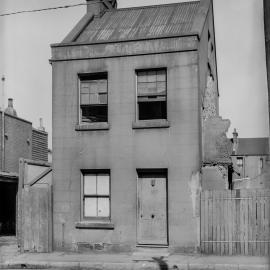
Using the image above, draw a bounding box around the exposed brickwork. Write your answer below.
[0,112,49,173]
[3,114,32,173]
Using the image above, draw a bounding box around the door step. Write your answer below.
[132,247,169,261]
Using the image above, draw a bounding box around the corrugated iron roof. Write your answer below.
[75,1,200,43]
[229,138,269,156]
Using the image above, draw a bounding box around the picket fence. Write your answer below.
[200,189,270,255]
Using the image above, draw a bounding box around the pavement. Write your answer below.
[0,251,269,270]
[0,238,269,270]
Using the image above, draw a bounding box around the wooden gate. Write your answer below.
[18,159,52,253]
[22,184,52,252]
[200,189,270,255]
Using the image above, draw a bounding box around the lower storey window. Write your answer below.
[82,171,110,219]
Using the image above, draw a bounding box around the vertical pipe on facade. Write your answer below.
[1,76,5,171]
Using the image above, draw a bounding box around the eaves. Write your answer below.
[50,34,200,63]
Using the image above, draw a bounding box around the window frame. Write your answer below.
[81,170,111,221]
[236,157,244,167]
[78,72,108,125]
[259,157,264,170]
[135,68,167,121]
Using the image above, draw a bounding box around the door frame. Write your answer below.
[136,169,168,246]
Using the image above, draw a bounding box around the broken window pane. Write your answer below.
[81,105,107,122]
[80,73,108,123]
[138,101,166,120]
[137,69,167,120]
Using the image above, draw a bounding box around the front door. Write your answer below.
[137,174,167,245]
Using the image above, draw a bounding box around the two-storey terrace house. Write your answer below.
[50,0,219,253]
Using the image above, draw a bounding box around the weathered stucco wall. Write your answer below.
[52,48,201,252]
[202,165,227,190]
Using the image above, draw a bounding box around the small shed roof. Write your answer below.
[62,1,209,44]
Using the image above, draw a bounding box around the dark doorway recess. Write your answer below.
[0,181,17,236]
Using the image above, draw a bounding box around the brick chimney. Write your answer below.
[232,128,238,155]
[86,0,117,16]
[4,98,17,117]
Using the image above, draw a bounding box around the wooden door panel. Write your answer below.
[137,177,167,245]
[22,184,51,252]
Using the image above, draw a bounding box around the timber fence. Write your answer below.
[200,189,270,255]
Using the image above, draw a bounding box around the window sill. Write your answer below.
[132,119,170,129]
[75,122,109,131]
[75,221,114,230]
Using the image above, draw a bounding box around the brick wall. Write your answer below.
[4,114,32,173]
[0,112,49,173]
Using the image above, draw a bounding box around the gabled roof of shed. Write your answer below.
[62,1,208,44]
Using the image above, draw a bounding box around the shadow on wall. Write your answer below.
[153,256,179,270]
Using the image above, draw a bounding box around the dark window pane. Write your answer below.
[138,101,166,120]
[81,105,108,122]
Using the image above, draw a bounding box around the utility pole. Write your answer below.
[1,76,5,110]
[264,0,270,157]
[1,75,5,171]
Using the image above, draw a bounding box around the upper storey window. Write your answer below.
[79,73,108,123]
[136,69,167,120]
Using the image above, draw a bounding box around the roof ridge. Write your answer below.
[104,1,200,13]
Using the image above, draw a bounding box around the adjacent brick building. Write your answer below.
[0,100,48,173]
[51,0,219,253]
[0,99,49,236]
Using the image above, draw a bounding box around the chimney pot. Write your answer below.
[38,117,45,131]
[8,98,13,107]
[233,128,238,139]
[232,128,239,155]
[4,98,17,117]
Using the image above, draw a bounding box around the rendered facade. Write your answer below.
[51,0,219,253]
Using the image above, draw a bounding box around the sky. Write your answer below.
[0,0,269,148]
